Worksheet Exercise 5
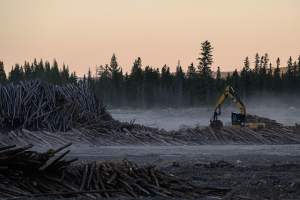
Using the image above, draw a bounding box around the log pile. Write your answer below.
[174,125,300,144]
[1,117,300,147]
[0,144,230,199]
[0,80,299,145]
[0,80,111,132]
[246,114,282,127]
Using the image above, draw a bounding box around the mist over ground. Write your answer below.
[110,95,300,131]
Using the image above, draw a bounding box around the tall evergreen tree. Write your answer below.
[273,58,281,90]
[254,53,260,74]
[128,57,143,107]
[187,63,196,79]
[197,40,214,102]
[0,61,7,83]
[87,68,93,84]
[69,72,77,83]
[96,64,111,104]
[175,61,185,106]
[215,66,224,93]
[285,56,293,88]
[197,40,213,77]
[9,64,24,82]
[60,64,70,83]
[50,59,61,84]
[23,61,32,80]
[109,54,123,106]
[241,57,251,96]
[186,63,198,105]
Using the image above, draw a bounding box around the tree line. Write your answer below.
[1,40,300,108]
[0,59,77,85]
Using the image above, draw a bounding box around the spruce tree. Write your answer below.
[69,72,77,83]
[87,68,93,86]
[197,40,214,102]
[0,61,7,83]
[186,63,198,105]
[273,58,281,90]
[254,53,260,74]
[175,61,185,106]
[50,59,61,84]
[215,66,223,93]
[241,57,251,96]
[60,64,70,83]
[129,57,143,106]
[23,61,32,80]
[109,54,123,106]
[197,40,213,77]
[284,56,293,90]
[9,64,24,82]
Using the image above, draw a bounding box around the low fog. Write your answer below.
[110,95,300,131]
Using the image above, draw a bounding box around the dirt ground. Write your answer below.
[165,159,300,200]
[11,145,300,200]
[66,145,300,200]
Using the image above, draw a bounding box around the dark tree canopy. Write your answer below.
[1,41,300,108]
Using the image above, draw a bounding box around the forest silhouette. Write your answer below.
[1,41,300,108]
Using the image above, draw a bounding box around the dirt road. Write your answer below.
[69,144,300,165]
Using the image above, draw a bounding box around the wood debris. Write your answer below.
[0,144,230,199]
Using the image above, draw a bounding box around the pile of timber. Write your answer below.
[0,80,299,146]
[1,115,300,146]
[0,144,229,199]
[246,114,282,127]
[0,80,111,132]
[174,125,300,145]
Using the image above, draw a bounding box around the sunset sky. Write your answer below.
[0,0,299,76]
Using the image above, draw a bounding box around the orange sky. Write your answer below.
[0,0,299,76]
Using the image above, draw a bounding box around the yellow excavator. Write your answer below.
[210,86,265,129]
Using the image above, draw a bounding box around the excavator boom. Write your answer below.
[210,86,246,128]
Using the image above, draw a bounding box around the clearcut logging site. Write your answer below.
[1,1,300,200]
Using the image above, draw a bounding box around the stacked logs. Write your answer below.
[0,79,298,145]
[246,114,282,127]
[0,80,111,132]
[0,144,230,199]
[1,119,300,146]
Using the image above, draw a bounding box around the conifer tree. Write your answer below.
[109,54,123,106]
[241,57,251,95]
[23,61,32,80]
[186,63,198,105]
[254,53,260,74]
[215,66,223,93]
[60,64,70,83]
[9,64,24,82]
[50,59,61,84]
[273,58,281,89]
[175,61,185,106]
[0,61,7,83]
[197,40,214,102]
[197,41,213,78]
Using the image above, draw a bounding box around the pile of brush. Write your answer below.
[0,144,230,199]
[0,80,110,132]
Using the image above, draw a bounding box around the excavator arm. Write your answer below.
[211,86,246,128]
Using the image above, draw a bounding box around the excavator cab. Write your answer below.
[231,112,245,126]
